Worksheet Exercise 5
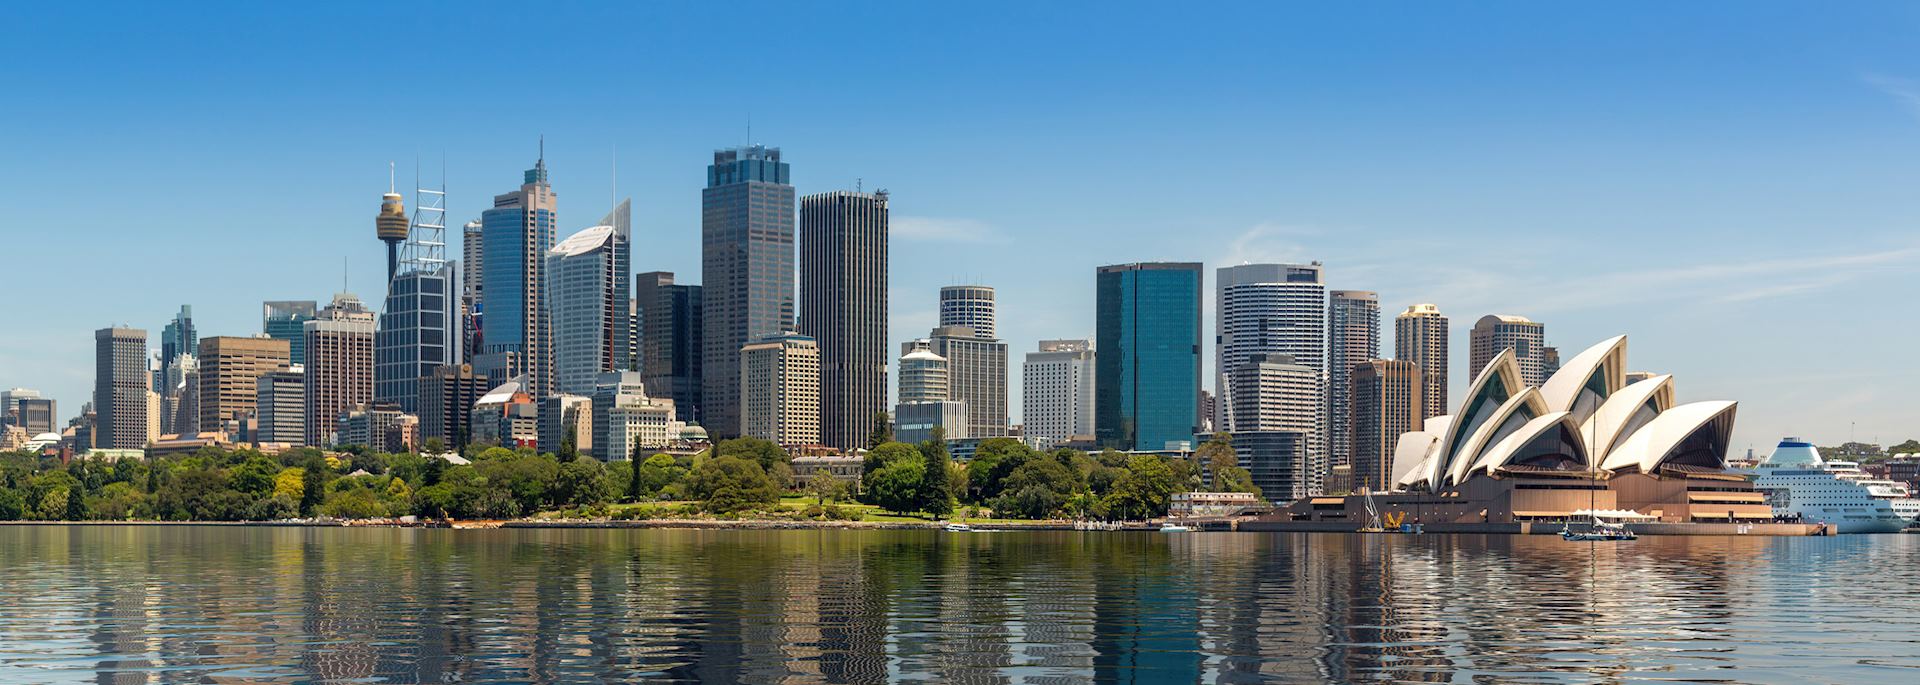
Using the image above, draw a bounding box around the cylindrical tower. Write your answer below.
[376,191,408,281]
[938,285,996,338]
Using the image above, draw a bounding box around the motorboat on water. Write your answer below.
[1747,438,1920,534]
[942,523,974,532]
[1561,516,1638,541]
[1158,523,1193,532]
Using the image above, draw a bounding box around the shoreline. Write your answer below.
[2,519,1907,535]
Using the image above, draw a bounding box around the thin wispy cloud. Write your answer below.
[892,216,1008,244]
[1219,222,1325,266]
[1864,73,1920,120]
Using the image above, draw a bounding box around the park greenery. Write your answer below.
[0,430,1261,523]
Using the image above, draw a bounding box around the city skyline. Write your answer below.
[7,3,1920,452]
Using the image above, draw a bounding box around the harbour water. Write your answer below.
[1,526,1918,683]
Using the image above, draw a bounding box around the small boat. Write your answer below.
[942,523,974,532]
[1159,523,1193,533]
[1561,517,1637,541]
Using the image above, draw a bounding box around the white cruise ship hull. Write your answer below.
[1791,505,1911,534]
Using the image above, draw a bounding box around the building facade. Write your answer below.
[546,216,630,396]
[921,326,1007,439]
[254,366,305,445]
[895,344,967,445]
[637,271,702,422]
[481,156,559,397]
[1022,339,1095,447]
[799,190,889,451]
[196,336,291,436]
[1095,262,1203,451]
[1216,262,1327,464]
[419,364,485,449]
[94,327,149,450]
[304,293,376,446]
[1234,430,1311,504]
[1394,303,1449,421]
[739,333,819,446]
[1351,359,1421,493]
[592,371,680,460]
[701,145,795,440]
[938,285,996,338]
[1470,314,1548,387]
[1327,290,1379,471]
[263,300,317,364]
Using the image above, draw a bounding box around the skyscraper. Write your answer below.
[1223,353,1318,437]
[1095,262,1203,451]
[1216,263,1326,459]
[263,301,317,364]
[461,219,484,362]
[482,154,559,397]
[546,202,632,396]
[922,326,1008,439]
[1394,303,1449,420]
[701,145,794,440]
[1470,314,1548,387]
[740,332,819,446]
[895,343,966,445]
[158,305,195,390]
[939,285,996,338]
[375,180,456,413]
[196,336,290,436]
[305,292,376,446]
[254,366,305,445]
[1327,290,1380,470]
[637,272,702,422]
[419,364,485,450]
[1351,359,1421,493]
[1022,339,1095,447]
[799,190,889,451]
[93,327,149,450]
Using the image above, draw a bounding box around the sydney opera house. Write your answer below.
[1265,335,1780,530]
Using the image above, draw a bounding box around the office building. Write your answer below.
[481,154,559,397]
[1470,314,1548,387]
[263,301,317,364]
[1022,339,1094,447]
[939,285,996,338]
[94,326,150,450]
[419,364,485,449]
[701,145,795,439]
[14,398,56,435]
[1223,353,1319,435]
[1327,290,1379,470]
[305,292,376,446]
[920,326,1007,438]
[461,219,484,362]
[1234,430,1311,503]
[1351,359,1421,493]
[538,394,593,457]
[158,305,195,393]
[1095,262,1202,451]
[254,366,305,446]
[799,190,889,450]
[337,402,410,451]
[1216,262,1327,462]
[895,344,967,445]
[740,333,819,446]
[592,371,680,460]
[546,202,632,396]
[1394,303,1449,420]
[196,336,291,436]
[637,271,702,422]
[375,179,458,414]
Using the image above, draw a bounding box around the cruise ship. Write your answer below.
[1748,438,1920,533]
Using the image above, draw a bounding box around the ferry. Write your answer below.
[1748,438,1920,534]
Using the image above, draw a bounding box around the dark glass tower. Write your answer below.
[638,272,703,423]
[481,156,558,396]
[800,190,889,450]
[1094,262,1203,451]
[700,145,794,439]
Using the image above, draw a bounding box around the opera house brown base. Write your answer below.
[1244,465,1820,535]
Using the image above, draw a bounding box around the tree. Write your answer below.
[868,411,893,450]
[554,456,610,508]
[1197,433,1253,493]
[273,468,306,500]
[690,455,779,513]
[64,483,87,520]
[86,482,146,520]
[992,456,1079,519]
[300,456,327,516]
[807,468,839,506]
[716,437,792,487]
[320,487,386,519]
[1099,455,1181,521]
[422,437,448,455]
[867,454,926,515]
[0,488,22,520]
[230,456,281,497]
[964,438,1035,503]
[1890,439,1920,456]
[918,429,954,518]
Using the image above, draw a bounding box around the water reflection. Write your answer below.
[0,527,1917,683]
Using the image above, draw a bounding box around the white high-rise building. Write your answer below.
[591,371,678,460]
[547,220,628,396]
[1216,263,1326,446]
[740,333,820,446]
[1021,339,1094,447]
[938,285,996,338]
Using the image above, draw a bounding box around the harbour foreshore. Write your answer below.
[0,518,1844,534]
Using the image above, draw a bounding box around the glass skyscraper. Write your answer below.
[263,301,318,365]
[481,157,558,396]
[1094,262,1202,451]
[700,145,794,440]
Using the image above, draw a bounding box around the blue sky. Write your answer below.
[5,1,1919,454]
